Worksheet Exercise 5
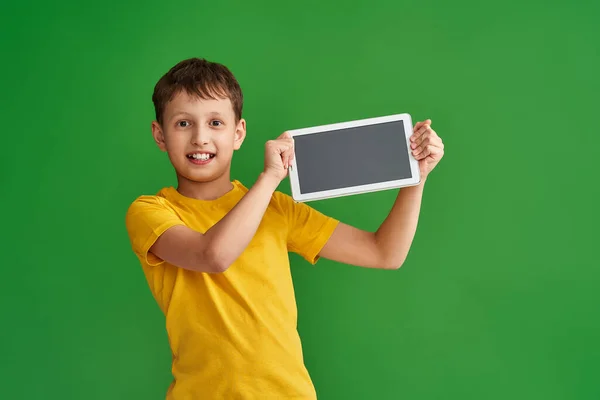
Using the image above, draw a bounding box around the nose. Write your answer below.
[191,126,210,145]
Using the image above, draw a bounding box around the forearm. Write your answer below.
[203,173,279,269]
[374,179,426,268]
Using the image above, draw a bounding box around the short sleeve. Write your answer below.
[125,196,186,266]
[273,192,339,265]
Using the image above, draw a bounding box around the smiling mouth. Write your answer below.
[187,152,215,161]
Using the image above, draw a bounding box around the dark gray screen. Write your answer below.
[294,120,412,194]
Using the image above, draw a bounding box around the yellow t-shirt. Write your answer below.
[125,180,339,400]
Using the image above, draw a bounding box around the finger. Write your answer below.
[412,119,431,133]
[411,128,435,149]
[414,144,431,160]
[411,133,430,150]
[415,145,443,160]
[281,140,294,168]
[288,139,295,167]
[412,121,424,133]
[412,143,426,157]
[413,139,436,156]
[283,138,294,150]
[411,123,424,140]
[416,126,440,147]
[412,119,431,135]
[271,139,293,153]
[283,148,294,168]
[283,154,289,169]
[411,122,432,142]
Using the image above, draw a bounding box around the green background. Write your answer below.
[2,0,599,399]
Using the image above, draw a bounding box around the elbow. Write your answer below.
[211,260,231,274]
[380,262,403,270]
[378,256,406,270]
[199,244,232,273]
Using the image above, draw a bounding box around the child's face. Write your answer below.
[152,90,246,184]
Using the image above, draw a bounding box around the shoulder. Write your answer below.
[270,189,337,225]
[270,190,293,208]
[125,188,177,216]
[124,188,183,232]
[124,189,187,253]
[126,193,168,215]
[269,190,302,217]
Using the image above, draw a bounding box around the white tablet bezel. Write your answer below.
[287,113,421,202]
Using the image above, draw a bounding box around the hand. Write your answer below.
[410,119,444,180]
[263,132,295,182]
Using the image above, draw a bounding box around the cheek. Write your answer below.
[215,134,237,151]
[164,133,186,148]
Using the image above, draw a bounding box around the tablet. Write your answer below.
[287,113,421,202]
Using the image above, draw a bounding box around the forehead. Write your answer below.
[164,90,234,119]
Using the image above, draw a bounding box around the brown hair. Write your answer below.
[152,58,244,124]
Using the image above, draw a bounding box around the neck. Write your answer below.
[176,173,234,201]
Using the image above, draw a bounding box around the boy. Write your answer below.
[125,57,444,399]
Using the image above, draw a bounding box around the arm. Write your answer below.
[150,172,280,273]
[151,133,296,273]
[319,119,444,270]
[319,181,425,270]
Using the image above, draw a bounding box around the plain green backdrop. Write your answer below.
[1,0,599,399]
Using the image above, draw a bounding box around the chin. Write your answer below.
[177,169,227,184]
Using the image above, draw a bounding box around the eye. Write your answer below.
[177,120,190,128]
[209,120,223,127]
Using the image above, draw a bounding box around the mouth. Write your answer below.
[186,152,215,165]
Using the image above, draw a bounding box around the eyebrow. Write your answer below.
[168,111,224,121]
[169,111,192,120]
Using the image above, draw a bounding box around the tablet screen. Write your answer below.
[293,120,412,194]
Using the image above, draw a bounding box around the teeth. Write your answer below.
[191,153,211,160]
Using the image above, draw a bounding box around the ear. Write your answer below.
[151,121,167,152]
[233,118,247,151]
